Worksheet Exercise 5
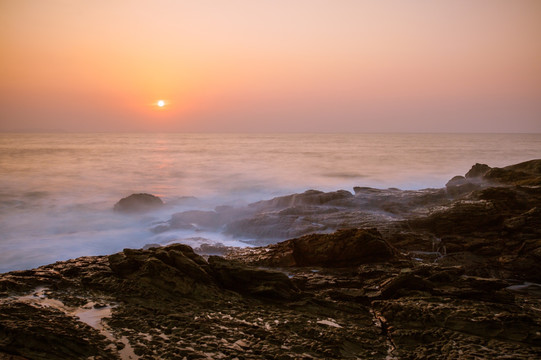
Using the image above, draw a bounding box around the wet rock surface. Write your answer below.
[2,159,541,359]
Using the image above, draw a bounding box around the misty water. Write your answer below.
[1,133,540,272]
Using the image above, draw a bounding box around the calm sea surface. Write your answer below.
[1,133,540,272]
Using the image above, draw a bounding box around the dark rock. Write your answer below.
[113,193,164,213]
[379,273,434,299]
[484,159,541,186]
[0,302,117,359]
[465,163,492,178]
[445,175,481,196]
[249,189,354,211]
[293,228,398,267]
[504,207,541,234]
[408,200,502,236]
[228,228,399,267]
[108,244,216,297]
[449,160,541,193]
[208,256,298,300]
[457,275,509,292]
[474,186,529,211]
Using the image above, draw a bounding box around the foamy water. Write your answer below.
[1,133,540,272]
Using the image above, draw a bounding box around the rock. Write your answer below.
[445,175,480,196]
[228,228,399,267]
[449,160,541,193]
[484,159,541,186]
[168,210,221,230]
[504,207,541,234]
[293,228,398,267]
[408,200,502,236]
[224,212,329,240]
[0,302,117,359]
[193,243,239,256]
[113,193,164,213]
[474,186,529,211]
[3,159,541,360]
[164,207,253,233]
[207,256,298,299]
[373,297,541,358]
[461,159,541,186]
[249,189,354,210]
[465,163,492,178]
[379,273,434,299]
[108,244,217,297]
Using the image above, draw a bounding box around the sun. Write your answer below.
[157,100,165,107]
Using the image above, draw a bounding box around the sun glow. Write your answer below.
[157,100,165,107]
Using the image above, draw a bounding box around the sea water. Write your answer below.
[1,133,540,272]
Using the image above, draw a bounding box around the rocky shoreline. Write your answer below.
[1,159,541,359]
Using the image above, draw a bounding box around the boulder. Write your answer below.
[208,256,298,299]
[293,228,398,267]
[113,193,164,213]
[228,228,399,268]
[108,244,216,297]
[445,175,480,196]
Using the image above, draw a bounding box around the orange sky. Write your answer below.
[1,0,540,132]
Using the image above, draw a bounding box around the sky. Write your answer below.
[1,0,540,133]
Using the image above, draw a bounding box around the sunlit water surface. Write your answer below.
[1,133,540,272]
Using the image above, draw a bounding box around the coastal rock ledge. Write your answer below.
[1,159,541,359]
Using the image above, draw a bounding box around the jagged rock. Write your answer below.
[208,256,298,299]
[113,193,164,213]
[448,160,541,195]
[465,163,492,178]
[108,244,216,297]
[484,159,541,186]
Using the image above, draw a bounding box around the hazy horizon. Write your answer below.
[2,0,540,133]
[1,130,540,135]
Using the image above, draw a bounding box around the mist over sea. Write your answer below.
[1,133,540,272]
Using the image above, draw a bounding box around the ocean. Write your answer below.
[1,133,540,272]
